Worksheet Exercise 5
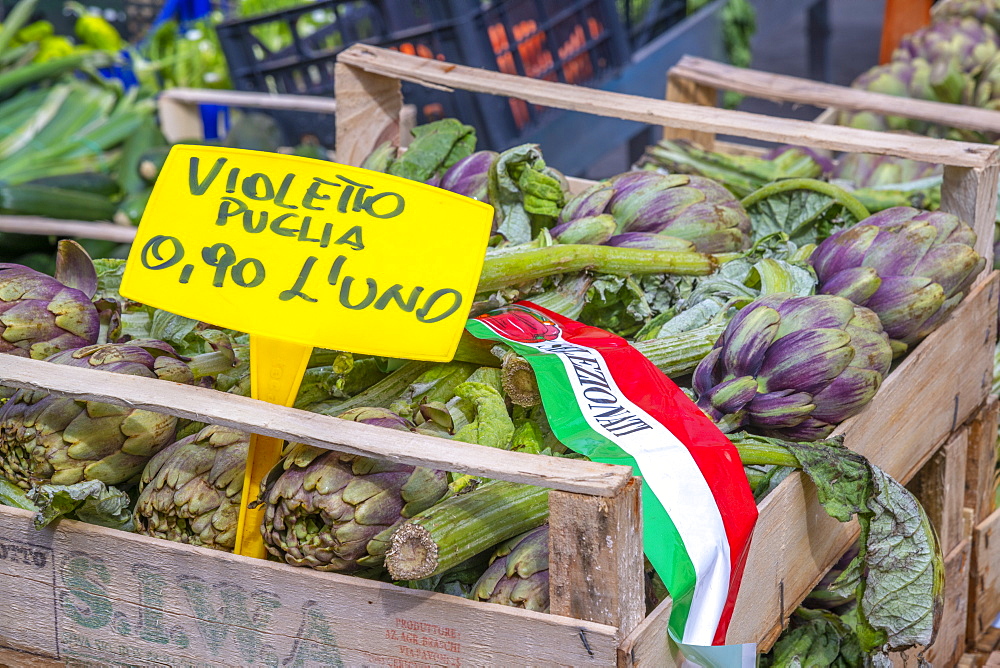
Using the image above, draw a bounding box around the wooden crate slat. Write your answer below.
[0,505,617,666]
[670,56,1000,133]
[0,356,632,497]
[967,396,1000,525]
[907,428,970,555]
[0,217,137,243]
[619,599,676,667]
[971,507,1000,646]
[728,272,998,649]
[336,45,1000,168]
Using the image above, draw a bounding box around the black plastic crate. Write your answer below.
[618,0,688,49]
[214,0,630,151]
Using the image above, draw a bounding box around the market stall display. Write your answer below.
[0,40,995,666]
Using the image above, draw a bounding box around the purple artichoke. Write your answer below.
[438,150,497,203]
[553,171,751,253]
[832,154,940,189]
[839,59,938,133]
[472,524,549,612]
[0,240,99,360]
[810,207,984,353]
[260,407,450,574]
[0,340,196,489]
[134,425,250,551]
[693,293,892,440]
[893,17,999,74]
[933,0,1000,33]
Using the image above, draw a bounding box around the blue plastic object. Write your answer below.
[199,103,230,139]
[150,0,212,32]
[97,49,140,90]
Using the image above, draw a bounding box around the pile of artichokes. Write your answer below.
[0,119,983,668]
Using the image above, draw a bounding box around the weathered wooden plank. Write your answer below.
[669,56,1000,134]
[941,165,1000,272]
[161,87,338,113]
[925,539,972,667]
[549,478,644,644]
[336,45,1000,168]
[0,647,64,667]
[0,505,618,667]
[618,598,679,667]
[334,62,403,168]
[0,217,135,242]
[663,73,717,148]
[727,272,998,649]
[967,397,1000,525]
[0,356,632,497]
[971,508,1000,647]
[907,428,969,555]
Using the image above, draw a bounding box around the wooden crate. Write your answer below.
[1,45,999,665]
[663,55,1000,152]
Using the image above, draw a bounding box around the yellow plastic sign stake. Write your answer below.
[120,145,495,559]
[233,335,313,558]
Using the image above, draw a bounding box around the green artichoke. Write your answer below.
[0,340,197,489]
[133,424,249,551]
[0,240,100,359]
[553,171,752,253]
[810,207,984,354]
[472,524,549,612]
[260,408,449,574]
[693,293,893,440]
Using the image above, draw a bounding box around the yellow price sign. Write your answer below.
[121,145,494,361]
[121,145,494,558]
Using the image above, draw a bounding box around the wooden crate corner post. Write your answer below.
[334,62,404,167]
[663,71,717,149]
[548,477,645,646]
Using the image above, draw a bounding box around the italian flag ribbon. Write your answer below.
[466,303,758,664]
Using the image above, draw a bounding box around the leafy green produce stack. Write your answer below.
[0,119,981,664]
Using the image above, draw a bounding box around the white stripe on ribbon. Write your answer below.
[518,335,733,645]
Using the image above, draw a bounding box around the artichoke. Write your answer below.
[933,0,1000,33]
[260,407,449,574]
[893,17,999,75]
[831,154,939,189]
[693,293,893,440]
[0,340,197,489]
[0,240,100,360]
[133,424,249,551]
[438,150,497,202]
[810,207,984,354]
[839,59,940,133]
[472,524,549,612]
[553,171,752,253]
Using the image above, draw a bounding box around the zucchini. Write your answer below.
[138,145,170,183]
[119,116,165,195]
[114,186,152,226]
[25,172,120,198]
[0,184,115,221]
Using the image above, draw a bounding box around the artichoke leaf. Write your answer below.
[27,479,134,531]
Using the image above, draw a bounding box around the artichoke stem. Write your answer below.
[500,354,541,407]
[731,441,801,468]
[386,480,548,580]
[477,245,718,293]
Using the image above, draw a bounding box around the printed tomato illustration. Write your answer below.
[477,306,561,342]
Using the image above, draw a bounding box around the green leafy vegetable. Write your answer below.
[27,480,134,531]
